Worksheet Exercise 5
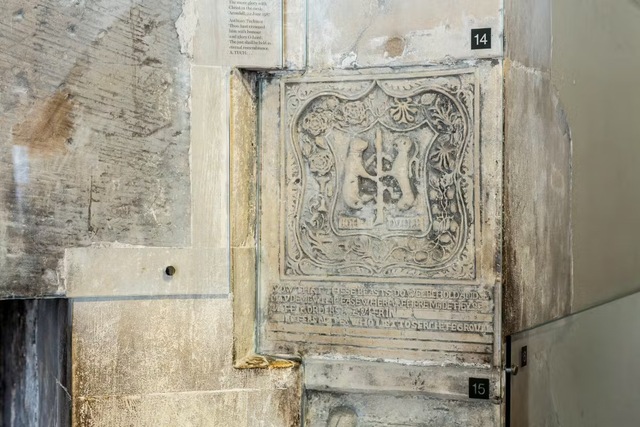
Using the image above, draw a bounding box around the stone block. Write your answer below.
[304,390,499,426]
[307,0,502,69]
[72,297,301,425]
[254,63,503,366]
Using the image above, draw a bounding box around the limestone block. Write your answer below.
[304,390,499,426]
[190,66,231,251]
[254,62,503,366]
[72,297,301,426]
[65,247,228,297]
[75,389,299,427]
[502,0,572,334]
[307,0,502,69]
[283,0,307,69]
[304,359,500,400]
[0,0,191,297]
[503,63,572,334]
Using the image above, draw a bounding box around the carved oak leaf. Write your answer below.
[314,136,328,149]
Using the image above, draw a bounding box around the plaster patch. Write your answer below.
[175,0,198,58]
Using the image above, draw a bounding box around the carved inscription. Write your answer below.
[282,72,478,281]
[265,281,494,363]
[270,282,492,332]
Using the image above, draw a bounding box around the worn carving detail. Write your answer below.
[282,72,477,281]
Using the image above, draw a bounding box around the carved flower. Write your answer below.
[302,112,330,136]
[312,96,340,112]
[430,139,457,171]
[341,101,367,125]
[308,151,333,176]
[389,97,418,124]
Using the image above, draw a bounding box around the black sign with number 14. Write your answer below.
[471,28,492,50]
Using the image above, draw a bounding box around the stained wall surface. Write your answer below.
[0,0,191,298]
[504,0,640,334]
[503,0,572,334]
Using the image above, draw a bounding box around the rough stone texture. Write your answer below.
[552,0,640,311]
[503,61,572,335]
[0,0,191,297]
[304,390,499,426]
[503,0,572,335]
[72,297,301,426]
[229,69,261,363]
[307,0,502,70]
[0,1,512,426]
[304,359,500,400]
[0,299,70,427]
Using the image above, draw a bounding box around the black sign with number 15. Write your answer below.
[471,28,492,50]
[469,377,490,399]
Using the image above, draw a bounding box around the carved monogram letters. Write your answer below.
[281,72,478,281]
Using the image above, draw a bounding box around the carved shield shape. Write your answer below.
[282,72,478,281]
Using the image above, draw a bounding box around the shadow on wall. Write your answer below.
[0,299,69,427]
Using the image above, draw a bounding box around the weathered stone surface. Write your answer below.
[0,0,191,297]
[72,297,301,426]
[307,0,502,69]
[75,389,299,427]
[256,63,503,365]
[304,359,500,399]
[65,247,228,297]
[503,61,572,335]
[304,390,499,426]
[502,0,572,334]
[504,0,551,71]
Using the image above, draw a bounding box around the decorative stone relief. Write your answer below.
[258,69,497,365]
[281,72,478,281]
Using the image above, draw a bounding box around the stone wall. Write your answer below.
[0,0,191,298]
[2,0,507,425]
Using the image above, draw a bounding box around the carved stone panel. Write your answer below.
[281,72,478,282]
[257,67,501,365]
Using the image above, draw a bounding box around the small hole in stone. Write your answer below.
[165,266,176,276]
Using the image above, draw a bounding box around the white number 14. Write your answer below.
[474,33,488,45]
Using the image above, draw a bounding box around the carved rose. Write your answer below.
[341,101,367,125]
[308,151,333,176]
[302,111,329,136]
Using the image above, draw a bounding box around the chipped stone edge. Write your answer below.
[229,69,298,370]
